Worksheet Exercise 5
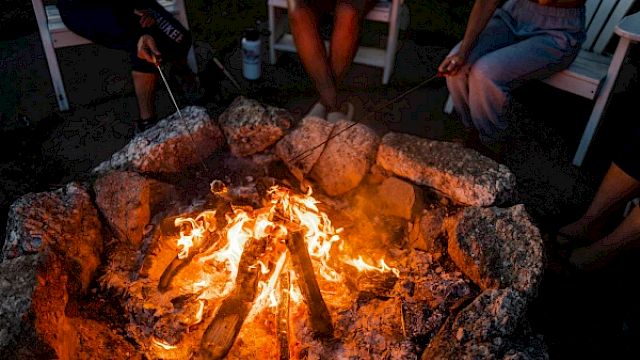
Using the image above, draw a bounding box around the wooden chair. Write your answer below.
[31,0,198,112]
[444,0,640,166]
[267,0,409,85]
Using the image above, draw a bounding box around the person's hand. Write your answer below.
[438,53,466,76]
[134,8,156,28]
[137,35,161,65]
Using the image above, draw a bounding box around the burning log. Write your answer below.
[199,236,267,360]
[277,270,291,360]
[286,230,333,338]
[158,181,232,292]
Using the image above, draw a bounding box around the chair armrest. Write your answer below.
[615,11,640,42]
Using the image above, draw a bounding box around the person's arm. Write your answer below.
[438,0,501,75]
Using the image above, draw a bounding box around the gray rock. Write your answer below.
[445,205,544,296]
[422,288,529,360]
[94,171,173,247]
[309,119,380,196]
[0,253,77,359]
[93,106,225,174]
[376,132,516,206]
[218,96,292,157]
[275,116,333,179]
[2,182,103,293]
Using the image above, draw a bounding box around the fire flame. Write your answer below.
[169,184,399,314]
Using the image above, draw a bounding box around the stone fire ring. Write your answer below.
[0,97,545,359]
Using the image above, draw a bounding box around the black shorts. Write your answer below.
[57,0,191,73]
[614,124,640,182]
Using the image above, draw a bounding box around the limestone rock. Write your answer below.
[376,176,423,220]
[310,119,380,196]
[445,205,544,296]
[422,288,530,360]
[218,96,292,157]
[94,171,173,247]
[0,253,76,359]
[377,132,516,206]
[275,116,333,178]
[93,106,225,174]
[2,182,103,293]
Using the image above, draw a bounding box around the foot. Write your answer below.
[306,101,326,119]
[568,241,619,273]
[135,116,159,134]
[326,101,354,123]
[556,219,599,248]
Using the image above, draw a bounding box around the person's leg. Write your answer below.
[132,70,158,126]
[329,0,376,83]
[288,0,338,111]
[446,13,517,131]
[569,203,640,272]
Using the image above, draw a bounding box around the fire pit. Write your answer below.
[0,98,546,359]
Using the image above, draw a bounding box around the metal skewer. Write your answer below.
[213,57,243,92]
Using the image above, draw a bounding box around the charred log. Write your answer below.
[199,237,267,360]
[277,270,290,360]
[286,230,333,338]
[355,271,398,298]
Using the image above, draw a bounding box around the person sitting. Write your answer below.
[57,0,197,133]
[438,0,586,156]
[554,125,640,273]
[287,0,378,121]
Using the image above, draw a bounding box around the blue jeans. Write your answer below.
[446,0,585,144]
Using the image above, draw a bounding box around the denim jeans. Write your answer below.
[446,0,586,144]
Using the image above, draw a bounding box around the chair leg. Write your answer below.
[32,0,69,111]
[269,4,277,65]
[382,0,401,85]
[572,38,631,167]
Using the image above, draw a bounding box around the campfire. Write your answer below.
[130,178,403,359]
[0,99,546,360]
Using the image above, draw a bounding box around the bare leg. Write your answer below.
[288,1,338,111]
[329,0,375,83]
[559,163,640,244]
[132,70,158,120]
[570,204,640,272]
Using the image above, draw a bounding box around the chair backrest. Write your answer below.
[584,0,636,53]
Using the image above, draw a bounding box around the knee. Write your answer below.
[334,2,361,25]
[288,6,315,27]
[468,61,503,91]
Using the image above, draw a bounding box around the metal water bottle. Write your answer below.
[242,28,261,80]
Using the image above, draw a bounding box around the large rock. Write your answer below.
[218,96,292,157]
[0,253,143,360]
[445,205,544,296]
[93,106,225,174]
[2,182,103,293]
[309,119,380,196]
[94,171,173,247]
[0,253,77,359]
[422,288,531,360]
[376,176,423,220]
[377,133,516,206]
[275,116,333,178]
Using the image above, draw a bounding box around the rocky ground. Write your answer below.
[1,13,640,359]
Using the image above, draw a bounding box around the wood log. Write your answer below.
[286,230,333,337]
[157,193,231,292]
[277,270,290,360]
[199,236,266,359]
[355,271,398,298]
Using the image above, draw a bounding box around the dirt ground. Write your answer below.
[1,17,640,359]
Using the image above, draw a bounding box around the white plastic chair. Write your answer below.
[31,0,198,111]
[267,0,409,85]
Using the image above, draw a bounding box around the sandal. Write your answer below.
[326,101,354,123]
[135,116,159,134]
[550,230,592,249]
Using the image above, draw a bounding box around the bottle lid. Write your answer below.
[244,28,260,41]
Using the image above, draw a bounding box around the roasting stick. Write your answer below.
[153,57,209,172]
[288,72,443,165]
